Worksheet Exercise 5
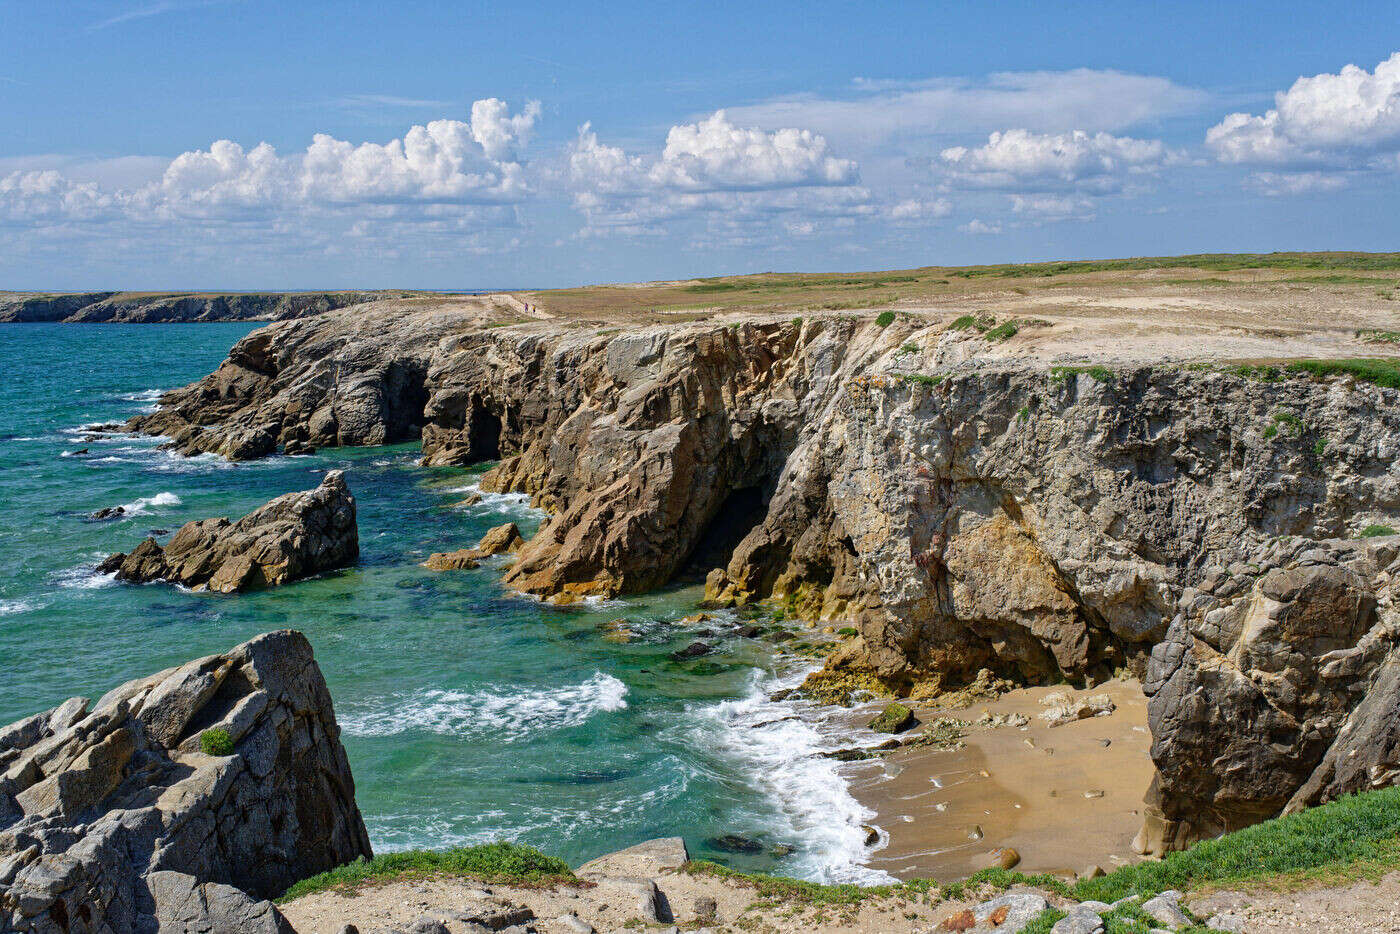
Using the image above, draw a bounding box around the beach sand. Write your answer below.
[850,679,1153,882]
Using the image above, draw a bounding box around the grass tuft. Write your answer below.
[1284,358,1400,389]
[1050,365,1114,383]
[199,728,233,757]
[983,321,1019,342]
[278,842,575,902]
[1359,524,1397,538]
[875,310,897,328]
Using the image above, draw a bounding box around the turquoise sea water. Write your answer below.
[0,323,890,884]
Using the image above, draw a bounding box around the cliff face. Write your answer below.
[0,290,401,323]
[123,307,1400,849]
[0,630,370,932]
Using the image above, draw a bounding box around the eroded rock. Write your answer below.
[98,470,357,592]
[0,630,371,932]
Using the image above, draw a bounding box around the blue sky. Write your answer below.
[3,1,1400,289]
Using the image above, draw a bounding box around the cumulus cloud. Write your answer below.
[959,219,1001,234]
[1010,194,1096,219]
[1206,52,1400,172]
[1245,171,1350,197]
[723,70,1207,150]
[887,197,952,223]
[567,111,868,239]
[0,99,540,228]
[939,129,1170,193]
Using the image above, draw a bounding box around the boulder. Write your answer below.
[423,523,525,571]
[868,702,916,734]
[97,471,358,592]
[421,550,480,571]
[0,630,372,932]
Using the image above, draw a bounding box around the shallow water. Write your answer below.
[0,323,891,883]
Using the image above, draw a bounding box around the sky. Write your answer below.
[2,1,1400,290]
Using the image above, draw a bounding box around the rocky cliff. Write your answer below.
[0,290,405,323]
[0,630,371,932]
[121,303,1400,850]
[98,470,358,592]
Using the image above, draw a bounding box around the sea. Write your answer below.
[0,322,894,884]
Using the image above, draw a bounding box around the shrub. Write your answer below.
[1314,437,1328,456]
[903,373,943,386]
[1050,365,1113,383]
[1359,524,1397,538]
[200,728,234,757]
[875,311,897,328]
[899,342,920,354]
[836,626,858,637]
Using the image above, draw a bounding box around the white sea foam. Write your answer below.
[52,563,117,590]
[0,599,38,616]
[443,483,540,517]
[340,672,629,740]
[117,389,164,402]
[681,668,896,885]
[116,491,182,515]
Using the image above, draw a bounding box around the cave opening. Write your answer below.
[467,399,503,461]
[682,484,771,580]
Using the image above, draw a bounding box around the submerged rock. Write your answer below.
[423,523,525,572]
[97,470,357,592]
[0,629,371,932]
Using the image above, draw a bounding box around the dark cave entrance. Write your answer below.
[682,484,770,579]
[467,399,503,461]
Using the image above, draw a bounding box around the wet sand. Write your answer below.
[850,679,1153,881]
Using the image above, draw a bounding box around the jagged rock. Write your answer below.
[1051,904,1105,934]
[1140,539,1400,852]
[670,641,712,661]
[121,305,1400,846]
[97,470,358,592]
[0,630,371,932]
[0,290,396,323]
[88,506,125,521]
[474,522,524,557]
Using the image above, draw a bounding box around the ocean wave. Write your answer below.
[0,599,39,616]
[340,671,629,740]
[680,668,896,885]
[115,491,182,515]
[116,389,164,402]
[442,483,542,517]
[51,562,118,590]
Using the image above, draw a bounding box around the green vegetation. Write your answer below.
[1356,329,1400,344]
[899,342,920,354]
[950,312,996,333]
[1075,785,1400,903]
[946,252,1400,279]
[982,321,1019,342]
[1285,358,1400,389]
[199,728,234,757]
[1313,437,1328,456]
[278,842,574,902]
[903,373,944,386]
[1359,524,1397,538]
[836,626,858,637]
[1017,404,1031,421]
[1229,364,1284,382]
[875,310,897,328]
[868,701,914,733]
[1271,410,1303,437]
[1050,365,1114,383]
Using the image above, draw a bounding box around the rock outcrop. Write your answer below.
[422,522,524,571]
[1138,534,1400,853]
[0,290,401,323]
[98,471,358,592]
[0,630,372,932]
[121,304,1400,849]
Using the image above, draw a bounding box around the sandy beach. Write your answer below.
[851,680,1154,882]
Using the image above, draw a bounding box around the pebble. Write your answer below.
[1084,789,1105,799]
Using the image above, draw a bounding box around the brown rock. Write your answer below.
[422,550,480,571]
[99,471,357,592]
[982,847,1021,870]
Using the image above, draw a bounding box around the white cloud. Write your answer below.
[1010,194,1095,218]
[723,70,1207,150]
[888,197,952,223]
[959,219,1002,234]
[567,112,869,239]
[0,99,540,228]
[1206,52,1400,171]
[940,129,1169,193]
[1245,171,1350,197]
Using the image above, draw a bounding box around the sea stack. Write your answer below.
[98,470,358,592]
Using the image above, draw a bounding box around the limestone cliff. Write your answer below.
[0,630,371,932]
[121,304,1400,850]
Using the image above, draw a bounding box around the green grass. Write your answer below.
[983,321,1019,342]
[903,373,944,386]
[875,310,897,328]
[1050,365,1114,383]
[278,842,575,902]
[946,252,1400,279]
[1359,524,1397,538]
[899,342,920,354]
[1073,785,1400,903]
[199,728,233,756]
[1285,358,1400,389]
[950,312,996,332]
